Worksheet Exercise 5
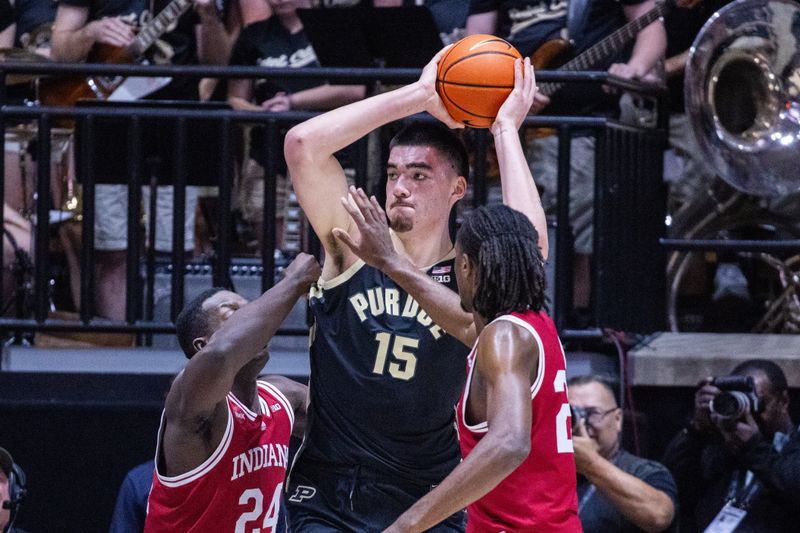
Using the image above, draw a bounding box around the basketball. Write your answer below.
[436,34,523,128]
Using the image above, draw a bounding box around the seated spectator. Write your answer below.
[109,460,153,533]
[569,375,677,532]
[0,447,28,533]
[0,0,13,47]
[661,0,730,217]
[227,0,364,251]
[50,0,239,321]
[662,359,800,533]
[13,0,57,53]
[467,0,666,315]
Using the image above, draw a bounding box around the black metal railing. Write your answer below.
[0,62,667,342]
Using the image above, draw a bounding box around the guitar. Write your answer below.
[531,0,673,98]
[40,0,194,107]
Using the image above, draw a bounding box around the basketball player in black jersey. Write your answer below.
[284,46,545,531]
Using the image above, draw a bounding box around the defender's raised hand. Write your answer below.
[333,186,399,270]
[281,252,322,294]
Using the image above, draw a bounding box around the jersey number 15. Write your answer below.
[372,332,418,381]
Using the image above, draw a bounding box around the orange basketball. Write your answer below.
[436,34,522,128]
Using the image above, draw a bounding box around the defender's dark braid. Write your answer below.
[457,205,546,321]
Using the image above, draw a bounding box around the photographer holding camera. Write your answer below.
[569,376,677,532]
[662,359,800,532]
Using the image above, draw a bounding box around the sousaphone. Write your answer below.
[685,0,800,197]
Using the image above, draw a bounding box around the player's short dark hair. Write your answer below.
[568,375,620,406]
[732,359,788,397]
[389,122,469,180]
[176,287,228,359]
[456,204,545,321]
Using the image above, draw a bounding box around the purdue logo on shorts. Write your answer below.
[289,485,317,503]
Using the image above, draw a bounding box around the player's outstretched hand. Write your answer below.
[333,186,398,270]
[282,252,321,293]
[418,45,464,130]
[491,57,537,135]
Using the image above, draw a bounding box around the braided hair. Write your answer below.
[456,205,546,321]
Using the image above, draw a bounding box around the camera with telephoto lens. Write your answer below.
[709,375,762,423]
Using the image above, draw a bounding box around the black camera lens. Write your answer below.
[710,391,749,419]
[570,405,587,428]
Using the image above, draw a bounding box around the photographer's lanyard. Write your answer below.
[705,430,791,533]
[704,474,761,533]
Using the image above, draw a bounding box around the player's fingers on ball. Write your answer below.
[433,44,454,62]
[524,58,535,94]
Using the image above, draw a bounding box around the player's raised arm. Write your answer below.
[284,46,461,273]
[384,321,537,532]
[492,58,549,260]
[161,254,320,472]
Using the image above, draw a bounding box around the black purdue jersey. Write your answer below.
[296,255,469,484]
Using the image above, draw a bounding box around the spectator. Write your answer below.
[662,359,800,532]
[13,0,57,52]
[467,0,666,313]
[661,0,730,216]
[569,375,677,532]
[0,447,28,533]
[50,0,239,321]
[227,0,364,251]
[109,460,153,533]
[0,0,13,47]
[310,0,467,45]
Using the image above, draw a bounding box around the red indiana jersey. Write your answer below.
[456,311,582,533]
[145,381,294,533]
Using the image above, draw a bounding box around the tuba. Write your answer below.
[684,0,800,197]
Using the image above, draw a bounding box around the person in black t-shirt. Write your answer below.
[13,0,57,51]
[661,0,730,214]
[570,375,677,532]
[0,0,14,46]
[49,0,239,321]
[466,0,665,316]
[227,0,364,252]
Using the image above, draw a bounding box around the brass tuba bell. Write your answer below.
[685,0,800,197]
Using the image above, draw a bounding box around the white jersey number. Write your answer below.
[554,369,574,453]
[235,483,282,533]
